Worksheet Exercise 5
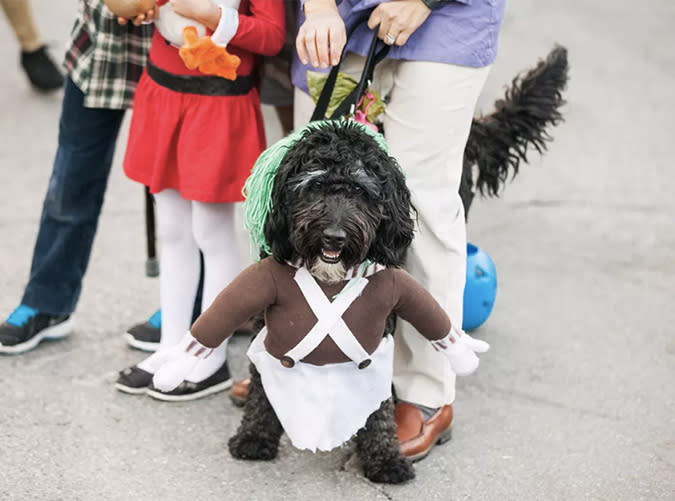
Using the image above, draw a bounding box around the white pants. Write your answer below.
[294,56,490,407]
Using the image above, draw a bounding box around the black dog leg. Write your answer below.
[228,364,283,460]
[355,398,415,484]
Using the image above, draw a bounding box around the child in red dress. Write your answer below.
[115,0,285,401]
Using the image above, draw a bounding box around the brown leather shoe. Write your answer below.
[395,402,453,462]
[230,378,250,407]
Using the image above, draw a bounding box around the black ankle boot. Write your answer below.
[20,46,64,91]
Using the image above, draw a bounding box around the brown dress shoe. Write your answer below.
[230,378,250,407]
[395,402,453,462]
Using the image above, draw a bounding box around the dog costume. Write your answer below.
[153,121,489,452]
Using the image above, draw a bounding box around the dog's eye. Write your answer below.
[311,180,323,190]
[352,186,363,194]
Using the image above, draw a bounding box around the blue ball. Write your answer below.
[462,243,497,331]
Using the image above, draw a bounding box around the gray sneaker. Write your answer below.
[0,305,72,354]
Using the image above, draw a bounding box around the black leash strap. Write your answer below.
[310,19,389,122]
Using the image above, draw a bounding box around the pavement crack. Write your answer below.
[471,382,622,422]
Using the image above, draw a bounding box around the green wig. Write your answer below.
[242,119,389,259]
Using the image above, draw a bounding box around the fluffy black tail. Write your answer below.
[462,46,569,205]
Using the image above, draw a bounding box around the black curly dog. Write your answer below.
[228,47,569,484]
[228,120,416,484]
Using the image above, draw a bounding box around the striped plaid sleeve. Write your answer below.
[68,0,153,110]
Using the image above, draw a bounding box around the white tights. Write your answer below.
[138,189,243,383]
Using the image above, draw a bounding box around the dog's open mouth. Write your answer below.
[320,249,342,264]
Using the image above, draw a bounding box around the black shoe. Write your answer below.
[146,361,232,402]
[0,305,72,354]
[124,310,161,352]
[20,46,64,91]
[115,365,154,395]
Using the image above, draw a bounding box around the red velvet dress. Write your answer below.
[124,0,285,203]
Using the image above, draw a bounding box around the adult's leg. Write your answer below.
[21,77,125,315]
[188,201,244,382]
[293,86,314,128]
[385,61,491,408]
[0,0,40,51]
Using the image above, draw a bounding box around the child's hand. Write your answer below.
[117,7,157,26]
[114,0,158,26]
[170,0,220,29]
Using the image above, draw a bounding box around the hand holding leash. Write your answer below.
[297,0,346,68]
[431,325,489,376]
[367,0,432,47]
[152,332,213,391]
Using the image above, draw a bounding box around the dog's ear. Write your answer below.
[263,159,295,263]
[369,159,415,267]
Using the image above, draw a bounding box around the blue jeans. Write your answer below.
[21,77,125,315]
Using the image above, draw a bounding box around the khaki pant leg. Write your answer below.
[0,0,41,52]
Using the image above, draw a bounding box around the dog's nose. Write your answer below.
[322,227,346,249]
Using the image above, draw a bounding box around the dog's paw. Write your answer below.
[228,433,278,461]
[363,456,415,484]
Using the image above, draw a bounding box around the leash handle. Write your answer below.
[310,18,389,122]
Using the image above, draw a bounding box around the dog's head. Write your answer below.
[263,121,414,282]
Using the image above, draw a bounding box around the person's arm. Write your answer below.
[228,0,286,56]
[367,0,434,47]
[296,0,346,68]
[169,0,285,55]
[112,0,158,26]
[392,268,489,376]
[152,259,278,391]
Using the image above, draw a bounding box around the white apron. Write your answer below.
[247,265,394,452]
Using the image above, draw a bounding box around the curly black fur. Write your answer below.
[228,364,284,461]
[460,46,569,214]
[232,363,415,483]
[263,121,415,269]
[356,398,415,484]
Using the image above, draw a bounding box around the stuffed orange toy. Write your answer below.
[179,26,240,81]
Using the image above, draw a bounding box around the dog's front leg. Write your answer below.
[356,398,415,484]
[228,363,283,460]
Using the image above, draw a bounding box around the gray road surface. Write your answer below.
[0,0,673,499]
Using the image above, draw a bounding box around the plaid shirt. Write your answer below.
[63,1,154,109]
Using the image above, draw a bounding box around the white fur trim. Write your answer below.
[156,3,206,47]
[211,5,239,47]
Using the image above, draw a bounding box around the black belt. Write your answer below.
[147,61,253,96]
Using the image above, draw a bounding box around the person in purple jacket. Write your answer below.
[293,0,505,461]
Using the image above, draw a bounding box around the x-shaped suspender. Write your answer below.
[281,267,373,369]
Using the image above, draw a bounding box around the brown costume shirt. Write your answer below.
[191,257,452,365]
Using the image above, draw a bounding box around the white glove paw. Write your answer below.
[151,332,213,391]
[431,326,489,376]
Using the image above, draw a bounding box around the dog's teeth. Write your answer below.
[322,249,341,260]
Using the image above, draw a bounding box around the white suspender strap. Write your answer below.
[284,267,371,367]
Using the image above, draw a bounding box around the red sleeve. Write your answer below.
[230,0,286,56]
